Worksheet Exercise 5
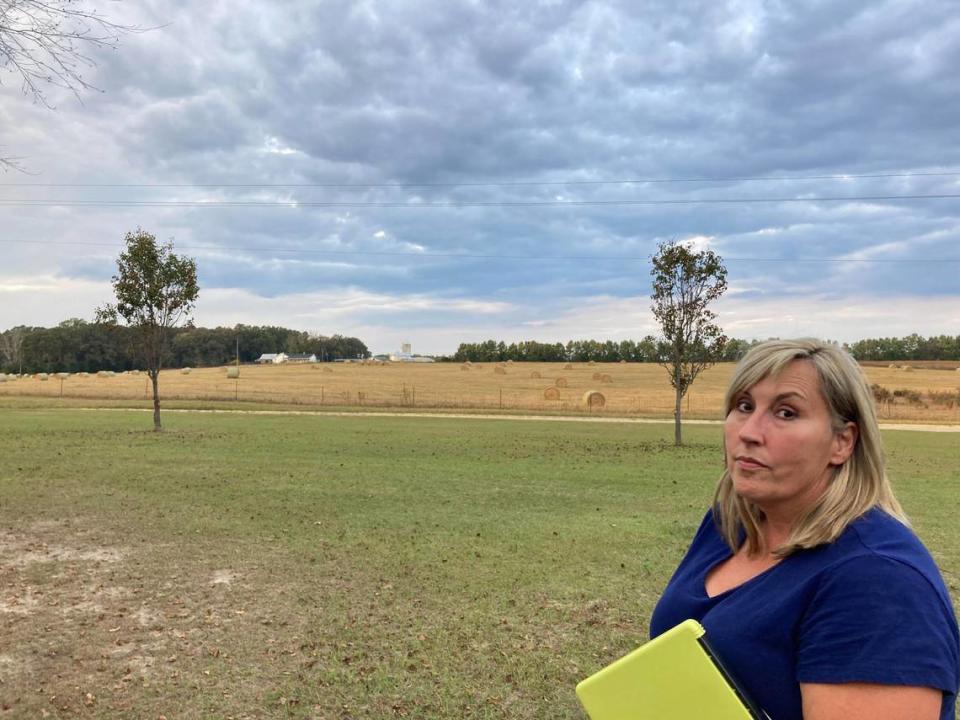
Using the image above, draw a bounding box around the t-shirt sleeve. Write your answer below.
[796,553,959,693]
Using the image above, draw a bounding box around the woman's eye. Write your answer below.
[735,399,752,412]
[776,407,797,419]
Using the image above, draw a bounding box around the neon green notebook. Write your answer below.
[575,619,765,720]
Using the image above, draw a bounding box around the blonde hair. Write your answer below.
[713,338,908,557]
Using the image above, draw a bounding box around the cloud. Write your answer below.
[2,0,960,351]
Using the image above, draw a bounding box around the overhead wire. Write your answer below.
[0,193,959,208]
[0,237,957,263]
[1,170,959,188]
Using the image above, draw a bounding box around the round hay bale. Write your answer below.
[592,372,602,381]
[888,364,897,369]
[494,366,507,375]
[323,366,333,373]
[38,373,49,381]
[582,390,606,409]
[465,360,472,365]
[555,377,568,388]
[619,359,627,364]
[902,366,914,372]
[97,370,110,378]
[588,360,596,366]
[56,372,70,379]
[226,366,240,379]
[543,386,560,400]
[0,375,7,383]
[530,370,541,379]
[506,359,514,364]
[181,367,192,375]
[600,374,613,383]
[130,369,140,375]
[563,363,573,370]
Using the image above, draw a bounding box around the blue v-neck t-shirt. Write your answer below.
[650,508,959,720]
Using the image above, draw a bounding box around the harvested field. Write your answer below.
[0,361,957,422]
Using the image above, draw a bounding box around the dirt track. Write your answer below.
[90,407,960,432]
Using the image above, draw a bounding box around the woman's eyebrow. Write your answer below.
[772,391,806,403]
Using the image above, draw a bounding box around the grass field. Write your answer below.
[1,407,958,718]
[2,360,959,422]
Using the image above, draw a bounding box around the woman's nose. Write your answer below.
[738,410,765,444]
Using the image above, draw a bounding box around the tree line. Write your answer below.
[450,337,756,363]
[451,335,960,364]
[0,321,369,374]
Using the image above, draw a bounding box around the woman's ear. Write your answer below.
[830,422,858,466]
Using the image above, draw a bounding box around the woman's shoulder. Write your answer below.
[824,508,954,612]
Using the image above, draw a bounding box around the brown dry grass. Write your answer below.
[1,361,958,422]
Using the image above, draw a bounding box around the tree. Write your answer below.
[650,240,728,446]
[0,325,26,373]
[96,230,198,431]
[0,0,144,170]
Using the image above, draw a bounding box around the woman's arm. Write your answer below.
[801,682,941,720]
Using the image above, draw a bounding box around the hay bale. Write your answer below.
[600,374,613,383]
[226,366,240,379]
[543,386,560,400]
[0,375,7,383]
[494,366,507,375]
[588,360,596,366]
[592,372,602,381]
[38,373,49,381]
[530,370,541,379]
[323,366,333,373]
[181,367,192,375]
[619,359,627,364]
[97,370,110,378]
[56,372,70,379]
[563,363,573,370]
[902,366,914,372]
[555,377,568,388]
[582,390,606,409]
[888,364,897,369]
[130,369,140,375]
[506,359,514,364]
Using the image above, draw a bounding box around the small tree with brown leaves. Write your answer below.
[96,230,198,431]
[651,240,728,446]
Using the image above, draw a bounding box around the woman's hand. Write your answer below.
[801,682,941,720]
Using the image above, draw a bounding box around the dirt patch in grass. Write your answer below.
[0,520,316,718]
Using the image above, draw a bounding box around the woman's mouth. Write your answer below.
[735,456,769,470]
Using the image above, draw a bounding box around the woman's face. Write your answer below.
[724,359,857,520]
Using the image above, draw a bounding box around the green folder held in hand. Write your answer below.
[576,619,768,720]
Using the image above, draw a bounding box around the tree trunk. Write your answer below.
[674,385,683,446]
[150,371,162,432]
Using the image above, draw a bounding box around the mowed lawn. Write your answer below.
[1,409,957,719]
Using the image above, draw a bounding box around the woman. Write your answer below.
[650,339,959,720]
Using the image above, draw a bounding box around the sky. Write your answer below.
[1,0,958,355]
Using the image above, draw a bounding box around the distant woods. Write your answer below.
[0,321,369,374]
[453,335,960,364]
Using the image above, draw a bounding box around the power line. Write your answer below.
[1,193,959,208]
[1,237,957,263]
[1,170,959,189]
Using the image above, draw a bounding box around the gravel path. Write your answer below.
[88,407,960,432]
